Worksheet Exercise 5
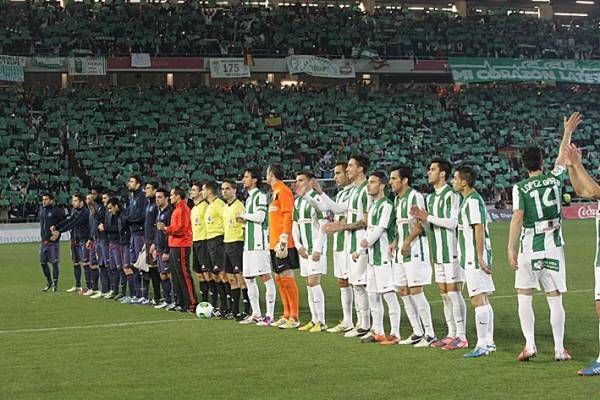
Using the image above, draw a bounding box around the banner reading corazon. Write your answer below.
[68,57,107,75]
[209,58,250,78]
[287,55,355,79]
[449,58,600,84]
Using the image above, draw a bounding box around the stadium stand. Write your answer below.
[0,2,598,59]
[0,83,598,218]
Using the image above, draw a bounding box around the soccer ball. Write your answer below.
[195,302,214,319]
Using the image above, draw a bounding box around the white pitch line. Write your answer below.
[0,318,195,335]
[0,290,594,335]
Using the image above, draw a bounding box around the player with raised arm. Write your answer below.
[411,159,467,349]
[557,114,600,375]
[507,113,581,362]
[389,166,435,346]
[452,165,496,358]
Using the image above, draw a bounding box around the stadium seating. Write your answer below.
[0,83,598,217]
[1,2,598,59]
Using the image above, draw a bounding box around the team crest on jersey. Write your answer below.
[269,206,279,212]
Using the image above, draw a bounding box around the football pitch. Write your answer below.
[1,220,598,399]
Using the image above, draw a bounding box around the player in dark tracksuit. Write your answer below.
[125,176,145,300]
[154,188,174,309]
[102,197,135,302]
[38,193,66,292]
[140,182,161,305]
[94,192,112,297]
[53,194,91,293]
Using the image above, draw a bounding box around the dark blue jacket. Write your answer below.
[39,205,66,241]
[125,189,146,236]
[155,204,173,254]
[56,206,91,242]
[144,196,158,243]
[105,211,130,245]
[94,204,107,241]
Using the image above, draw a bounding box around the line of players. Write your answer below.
[37,112,600,368]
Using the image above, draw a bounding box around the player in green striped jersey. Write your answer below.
[293,171,329,333]
[560,118,600,375]
[352,171,401,344]
[304,155,373,339]
[238,168,277,326]
[452,165,496,358]
[508,114,581,362]
[300,162,355,333]
[411,159,468,349]
[388,166,436,347]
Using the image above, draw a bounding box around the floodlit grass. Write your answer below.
[1,220,598,399]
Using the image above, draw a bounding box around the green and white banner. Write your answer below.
[449,58,600,84]
[287,55,355,79]
[68,57,107,75]
[32,56,65,70]
[209,58,250,78]
[0,64,24,82]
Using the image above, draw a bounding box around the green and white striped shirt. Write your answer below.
[366,197,394,266]
[333,185,353,253]
[426,184,460,264]
[457,191,492,270]
[293,190,327,254]
[513,166,565,254]
[243,188,268,251]
[347,180,371,253]
[394,188,429,264]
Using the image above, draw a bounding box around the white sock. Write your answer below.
[340,286,354,327]
[487,304,495,344]
[547,295,565,354]
[401,295,424,336]
[474,305,490,348]
[307,286,317,323]
[312,284,325,324]
[368,292,384,335]
[597,320,600,363]
[441,293,456,338]
[244,278,261,318]
[384,292,401,337]
[412,292,435,338]
[354,285,370,330]
[264,278,276,319]
[518,294,536,351]
[447,290,467,340]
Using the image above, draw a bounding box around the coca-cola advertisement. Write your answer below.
[562,202,598,220]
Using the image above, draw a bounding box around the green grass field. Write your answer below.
[1,220,599,399]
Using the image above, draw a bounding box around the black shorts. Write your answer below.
[224,241,244,274]
[270,248,300,274]
[206,235,225,274]
[192,240,210,273]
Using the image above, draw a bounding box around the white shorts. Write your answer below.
[465,268,495,297]
[333,251,349,280]
[366,262,396,294]
[348,253,368,286]
[242,250,271,278]
[434,261,465,284]
[595,266,600,301]
[515,247,567,293]
[393,261,432,288]
[299,254,327,277]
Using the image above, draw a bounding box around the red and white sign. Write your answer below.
[562,202,598,220]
